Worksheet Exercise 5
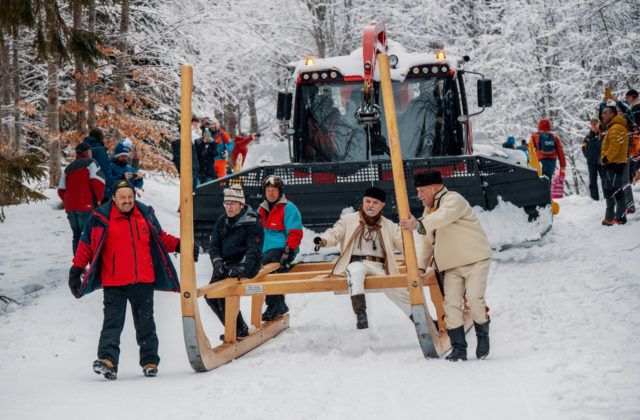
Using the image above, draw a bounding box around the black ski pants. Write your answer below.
[98,283,159,370]
[262,248,291,306]
[587,163,606,201]
[603,163,626,221]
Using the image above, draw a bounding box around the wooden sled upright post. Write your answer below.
[178,66,288,372]
[378,53,448,358]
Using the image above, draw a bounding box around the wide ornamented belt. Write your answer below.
[350,255,385,263]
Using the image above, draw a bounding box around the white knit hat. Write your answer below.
[223,184,245,205]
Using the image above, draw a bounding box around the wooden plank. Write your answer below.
[196,263,281,297]
[224,296,239,343]
[250,295,265,329]
[288,262,335,272]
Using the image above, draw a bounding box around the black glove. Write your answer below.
[313,236,323,252]
[278,246,294,272]
[602,156,609,165]
[175,240,199,262]
[227,265,245,279]
[213,260,228,279]
[68,266,84,297]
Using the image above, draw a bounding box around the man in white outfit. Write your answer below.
[314,187,411,329]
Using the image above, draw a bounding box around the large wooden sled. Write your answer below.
[177,49,472,372]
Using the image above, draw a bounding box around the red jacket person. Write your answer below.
[68,180,189,380]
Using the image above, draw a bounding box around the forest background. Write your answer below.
[0,0,638,209]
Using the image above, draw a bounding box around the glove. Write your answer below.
[227,265,245,279]
[213,260,228,279]
[175,240,199,262]
[68,266,84,297]
[313,236,323,252]
[278,246,294,272]
[602,156,609,165]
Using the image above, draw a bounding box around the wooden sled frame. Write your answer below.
[178,52,473,372]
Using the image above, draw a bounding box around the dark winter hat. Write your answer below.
[75,142,91,155]
[364,186,386,203]
[113,141,130,158]
[89,127,104,143]
[111,180,135,196]
[413,170,443,187]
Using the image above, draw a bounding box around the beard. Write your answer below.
[363,207,379,217]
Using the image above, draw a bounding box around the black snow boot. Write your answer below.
[351,294,368,329]
[219,312,250,341]
[445,326,468,362]
[474,320,490,359]
[262,294,289,321]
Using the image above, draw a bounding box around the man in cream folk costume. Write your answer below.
[400,170,493,361]
[314,187,411,329]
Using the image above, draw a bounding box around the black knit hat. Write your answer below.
[413,170,443,187]
[75,142,91,154]
[364,186,386,202]
[111,179,135,196]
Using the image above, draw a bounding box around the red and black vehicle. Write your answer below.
[193,22,550,247]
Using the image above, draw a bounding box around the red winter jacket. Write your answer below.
[74,203,179,288]
[531,119,566,168]
[231,135,255,166]
[58,156,105,212]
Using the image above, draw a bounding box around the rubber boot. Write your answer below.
[351,294,368,329]
[603,196,615,225]
[445,326,468,361]
[474,320,490,359]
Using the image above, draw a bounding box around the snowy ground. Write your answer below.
[1,174,639,420]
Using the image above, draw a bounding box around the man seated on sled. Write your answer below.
[313,186,411,329]
[206,184,264,341]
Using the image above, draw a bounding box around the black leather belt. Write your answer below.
[350,255,385,263]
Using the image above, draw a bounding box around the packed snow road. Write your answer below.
[0,175,638,419]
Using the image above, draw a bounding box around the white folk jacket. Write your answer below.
[417,188,492,272]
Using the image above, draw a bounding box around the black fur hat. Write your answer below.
[364,186,386,202]
[413,170,443,187]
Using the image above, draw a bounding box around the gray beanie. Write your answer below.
[223,184,245,205]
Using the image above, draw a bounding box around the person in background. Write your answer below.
[231,133,258,171]
[502,136,515,149]
[110,140,143,192]
[206,185,264,341]
[68,180,195,380]
[516,139,529,163]
[258,175,303,321]
[171,124,201,189]
[600,106,629,225]
[82,127,114,201]
[531,118,566,182]
[582,119,606,201]
[58,142,105,254]
[400,170,493,362]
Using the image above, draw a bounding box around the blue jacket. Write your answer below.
[72,200,180,297]
[83,136,115,199]
[258,196,303,254]
[110,157,144,189]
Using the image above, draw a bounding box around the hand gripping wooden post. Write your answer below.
[377,54,446,357]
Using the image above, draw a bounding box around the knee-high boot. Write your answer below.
[445,326,468,361]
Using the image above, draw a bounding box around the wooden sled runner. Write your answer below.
[178,52,473,372]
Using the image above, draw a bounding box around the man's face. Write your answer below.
[362,196,385,217]
[265,186,280,203]
[113,188,134,213]
[416,184,440,209]
[191,120,199,130]
[626,95,634,105]
[602,107,615,124]
[116,155,128,164]
[224,201,243,217]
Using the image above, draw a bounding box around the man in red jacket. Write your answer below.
[531,118,566,182]
[68,180,194,380]
[231,133,258,171]
[58,142,105,254]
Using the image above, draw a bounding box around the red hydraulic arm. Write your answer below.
[362,21,387,105]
